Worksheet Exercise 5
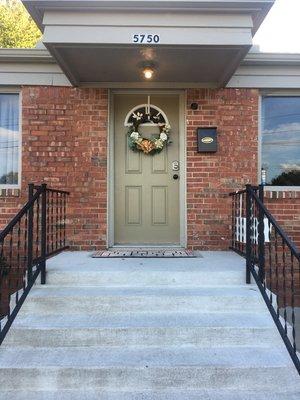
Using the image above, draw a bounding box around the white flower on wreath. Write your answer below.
[130,131,140,141]
[132,112,143,121]
[154,139,164,149]
[160,132,168,142]
[163,124,171,133]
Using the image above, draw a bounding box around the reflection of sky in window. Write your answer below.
[0,94,19,184]
[262,97,300,183]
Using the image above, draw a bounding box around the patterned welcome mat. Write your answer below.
[92,249,197,258]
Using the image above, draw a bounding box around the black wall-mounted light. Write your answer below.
[190,103,198,110]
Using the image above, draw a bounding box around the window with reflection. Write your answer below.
[261,96,300,186]
[0,94,20,187]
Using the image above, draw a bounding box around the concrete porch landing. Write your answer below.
[0,251,300,399]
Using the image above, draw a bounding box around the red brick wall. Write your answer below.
[0,190,21,228]
[186,89,259,250]
[0,87,299,251]
[265,191,300,251]
[0,86,108,250]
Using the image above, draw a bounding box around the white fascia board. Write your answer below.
[43,10,253,28]
[0,49,71,86]
[0,48,53,63]
[228,73,300,89]
[243,52,300,66]
[43,26,253,46]
[0,72,71,87]
[23,1,274,33]
[227,52,300,88]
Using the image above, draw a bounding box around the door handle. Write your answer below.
[173,174,179,180]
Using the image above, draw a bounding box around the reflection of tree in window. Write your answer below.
[262,96,300,186]
[0,171,18,185]
[272,170,300,186]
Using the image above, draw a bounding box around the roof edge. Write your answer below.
[0,48,55,63]
[243,51,300,66]
[22,1,274,33]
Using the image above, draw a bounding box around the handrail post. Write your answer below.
[40,184,47,285]
[245,184,252,284]
[258,184,265,282]
[27,183,34,281]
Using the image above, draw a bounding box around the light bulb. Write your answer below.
[143,67,154,80]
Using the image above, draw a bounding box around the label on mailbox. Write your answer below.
[201,137,214,144]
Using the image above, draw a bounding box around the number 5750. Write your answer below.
[133,34,160,44]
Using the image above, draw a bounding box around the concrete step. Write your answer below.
[10,311,276,330]
[46,269,245,287]
[0,346,299,391]
[1,389,300,400]
[46,252,246,287]
[20,286,267,314]
[3,325,282,348]
[2,252,298,396]
[0,389,300,400]
[4,310,281,348]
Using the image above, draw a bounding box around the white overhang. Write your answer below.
[228,51,300,88]
[0,48,71,87]
[22,0,274,87]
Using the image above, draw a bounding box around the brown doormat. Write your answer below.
[92,249,197,258]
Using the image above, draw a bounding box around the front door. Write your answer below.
[114,93,180,245]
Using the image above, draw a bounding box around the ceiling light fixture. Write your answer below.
[143,67,154,80]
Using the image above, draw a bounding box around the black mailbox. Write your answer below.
[197,127,217,153]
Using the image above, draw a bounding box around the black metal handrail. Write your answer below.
[0,183,69,345]
[230,184,300,374]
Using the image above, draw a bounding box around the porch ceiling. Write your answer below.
[49,45,245,87]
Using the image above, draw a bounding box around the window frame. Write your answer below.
[259,91,300,191]
[0,88,22,190]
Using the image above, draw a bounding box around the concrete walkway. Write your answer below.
[0,251,299,399]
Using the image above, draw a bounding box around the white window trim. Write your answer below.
[259,92,300,192]
[0,88,22,190]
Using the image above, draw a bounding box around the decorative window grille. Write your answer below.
[124,103,169,127]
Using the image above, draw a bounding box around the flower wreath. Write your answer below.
[127,111,171,155]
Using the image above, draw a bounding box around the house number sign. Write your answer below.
[132,34,160,44]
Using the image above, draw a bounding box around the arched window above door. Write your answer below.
[124,104,170,127]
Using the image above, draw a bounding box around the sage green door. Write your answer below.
[114,93,180,245]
